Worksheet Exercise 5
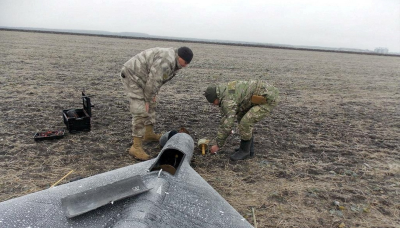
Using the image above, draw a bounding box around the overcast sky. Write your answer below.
[1,0,399,52]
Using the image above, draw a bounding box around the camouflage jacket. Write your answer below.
[123,47,183,102]
[215,80,279,147]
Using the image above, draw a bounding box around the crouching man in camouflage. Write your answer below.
[204,80,279,161]
[120,47,193,160]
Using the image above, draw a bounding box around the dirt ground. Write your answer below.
[0,30,399,228]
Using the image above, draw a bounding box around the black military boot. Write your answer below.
[230,139,252,161]
[234,137,254,158]
[249,136,255,158]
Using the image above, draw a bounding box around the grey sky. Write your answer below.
[1,0,399,52]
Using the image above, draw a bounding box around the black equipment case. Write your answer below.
[63,92,92,133]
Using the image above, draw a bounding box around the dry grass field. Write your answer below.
[0,30,399,228]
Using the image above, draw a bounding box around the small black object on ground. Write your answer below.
[62,92,93,133]
[34,129,65,141]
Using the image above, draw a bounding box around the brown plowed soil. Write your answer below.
[0,30,399,227]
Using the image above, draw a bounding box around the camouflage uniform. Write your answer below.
[215,80,279,147]
[120,47,183,137]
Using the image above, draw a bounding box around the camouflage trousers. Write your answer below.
[120,66,157,137]
[236,87,278,141]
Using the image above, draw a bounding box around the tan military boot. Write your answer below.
[129,137,150,161]
[143,125,161,142]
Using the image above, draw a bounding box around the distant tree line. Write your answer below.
[374,47,389,54]
[1,28,399,57]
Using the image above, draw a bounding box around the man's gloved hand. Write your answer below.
[251,95,267,105]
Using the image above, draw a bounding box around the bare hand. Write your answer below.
[210,145,219,154]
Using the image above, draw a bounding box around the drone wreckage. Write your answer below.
[0,133,254,228]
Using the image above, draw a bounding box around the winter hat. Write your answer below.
[178,47,193,63]
[204,86,217,103]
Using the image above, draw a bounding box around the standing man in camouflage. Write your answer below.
[203,80,279,161]
[120,47,193,160]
